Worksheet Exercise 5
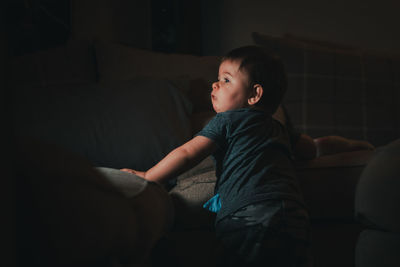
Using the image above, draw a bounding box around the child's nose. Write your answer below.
[212,82,219,91]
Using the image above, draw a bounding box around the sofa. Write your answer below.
[12,33,399,267]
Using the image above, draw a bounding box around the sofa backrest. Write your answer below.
[12,35,398,171]
[253,32,400,147]
[11,41,217,170]
[94,40,221,113]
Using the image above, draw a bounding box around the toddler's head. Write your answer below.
[211,46,287,114]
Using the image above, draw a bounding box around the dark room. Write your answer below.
[4,0,400,267]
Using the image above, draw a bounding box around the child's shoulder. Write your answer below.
[218,108,267,118]
[216,108,274,130]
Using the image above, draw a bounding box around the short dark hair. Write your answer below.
[222,45,287,114]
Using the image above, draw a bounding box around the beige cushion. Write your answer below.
[170,157,216,229]
[170,170,216,230]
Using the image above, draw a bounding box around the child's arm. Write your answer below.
[121,136,216,184]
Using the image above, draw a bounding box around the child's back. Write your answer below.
[199,108,305,221]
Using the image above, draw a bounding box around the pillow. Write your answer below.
[13,77,193,170]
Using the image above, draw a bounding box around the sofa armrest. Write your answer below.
[16,138,174,266]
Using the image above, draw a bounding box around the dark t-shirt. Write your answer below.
[197,108,305,222]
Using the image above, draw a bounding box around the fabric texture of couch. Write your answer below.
[12,34,399,267]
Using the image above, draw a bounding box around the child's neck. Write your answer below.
[247,105,273,115]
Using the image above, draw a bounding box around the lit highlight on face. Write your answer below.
[211,60,251,113]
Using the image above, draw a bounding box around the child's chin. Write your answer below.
[212,104,220,113]
[214,107,223,113]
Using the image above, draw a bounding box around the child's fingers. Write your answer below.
[120,168,135,174]
[120,168,146,178]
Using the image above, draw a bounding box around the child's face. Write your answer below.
[211,59,251,113]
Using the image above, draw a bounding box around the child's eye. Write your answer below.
[217,77,230,83]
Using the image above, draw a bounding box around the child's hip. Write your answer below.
[215,199,312,267]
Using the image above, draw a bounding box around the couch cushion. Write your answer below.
[170,170,216,230]
[11,40,97,86]
[252,32,400,147]
[355,139,400,233]
[13,77,193,170]
[169,156,216,230]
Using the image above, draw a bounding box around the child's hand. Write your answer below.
[120,168,146,178]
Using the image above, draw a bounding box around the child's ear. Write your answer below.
[248,84,263,106]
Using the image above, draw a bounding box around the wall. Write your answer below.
[8,1,400,56]
[202,0,400,55]
[3,1,16,266]
[70,0,152,49]
[70,0,201,54]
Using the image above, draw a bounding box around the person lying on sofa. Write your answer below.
[273,105,374,159]
[122,46,312,267]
